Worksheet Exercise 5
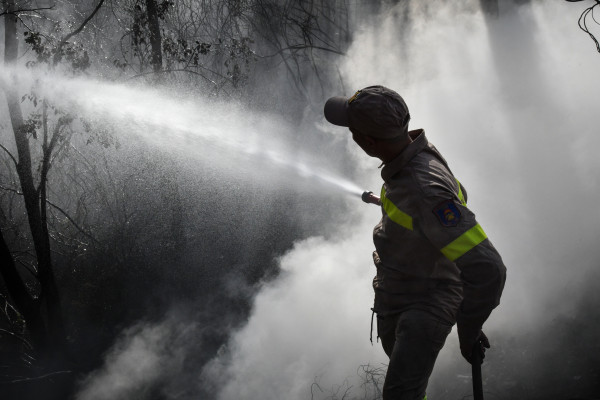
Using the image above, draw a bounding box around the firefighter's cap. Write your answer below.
[324,85,410,139]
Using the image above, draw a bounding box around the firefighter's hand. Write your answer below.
[458,325,490,364]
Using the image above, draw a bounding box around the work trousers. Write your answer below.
[377,309,453,400]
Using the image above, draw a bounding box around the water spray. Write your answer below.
[2,67,384,208]
[361,190,381,206]
[1,67,369,199]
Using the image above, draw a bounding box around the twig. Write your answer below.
[0,183,101,246]
[6,370,72,384]
[259,44,345,58]
[0,7,55,17]
[311,380,324,400]
[127,67,226,86]
[58,0,105,46]
[16,258,38,278]
[0,293,21,323]
[0,328,33,350]
[54,0,106,64]
[567,0,600,53]
[0,144,17,167]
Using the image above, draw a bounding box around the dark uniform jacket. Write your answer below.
[372,129,506,330]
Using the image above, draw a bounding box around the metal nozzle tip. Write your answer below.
[361,191,373,202]
[361,190,381,206]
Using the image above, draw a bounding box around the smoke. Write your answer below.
[200,1,600,399]
[73,1,600,399]
[76,320,187,400]
[74,313,217,400]
[0,67,362,199]
[200,222,382,400]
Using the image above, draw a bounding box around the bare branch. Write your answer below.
[47,199,101,247]
[0,144,17,167]
[311,380,324,400]
[259,44,345,58]
[0,183,101,247]
[54,0,106,64]
[0,328,34,350]
[0,183,22,197]
[16,257,38,278]
[567,0,600,53]
[0,6,55,17]
[39,116,73,187]
[126,68,231,90]
[0,292,21,323]
[59,0,105,44]
[8,370,72,384]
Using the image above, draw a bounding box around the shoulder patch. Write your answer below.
[433,200,461,227]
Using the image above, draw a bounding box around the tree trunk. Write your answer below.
[146,0,163,74]
[0,228,46,351]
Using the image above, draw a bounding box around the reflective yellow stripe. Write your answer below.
[456,179,466,205]
[441,223,487,261]
[381,186,413,231]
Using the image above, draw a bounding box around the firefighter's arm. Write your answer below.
[417,194,506,361]
[454,237,506,323]
[453,235,506,361]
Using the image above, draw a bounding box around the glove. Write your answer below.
[458,324,490,364]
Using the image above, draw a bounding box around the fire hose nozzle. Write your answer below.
[361,191,381,206]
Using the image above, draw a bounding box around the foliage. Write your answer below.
[24,30,90,73]
[107,0,348,97]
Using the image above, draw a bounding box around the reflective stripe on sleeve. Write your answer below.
[456,179,467,205]
[381,186,413,231]
[440,223,488,261]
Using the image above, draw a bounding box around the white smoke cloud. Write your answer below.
[76,319,192,400]
[201,216,384,400]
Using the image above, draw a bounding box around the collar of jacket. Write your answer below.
[381,129,427,182]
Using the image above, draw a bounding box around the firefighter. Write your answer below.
[324,85,506,400]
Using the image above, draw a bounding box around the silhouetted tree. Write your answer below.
[0,0,106,391]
